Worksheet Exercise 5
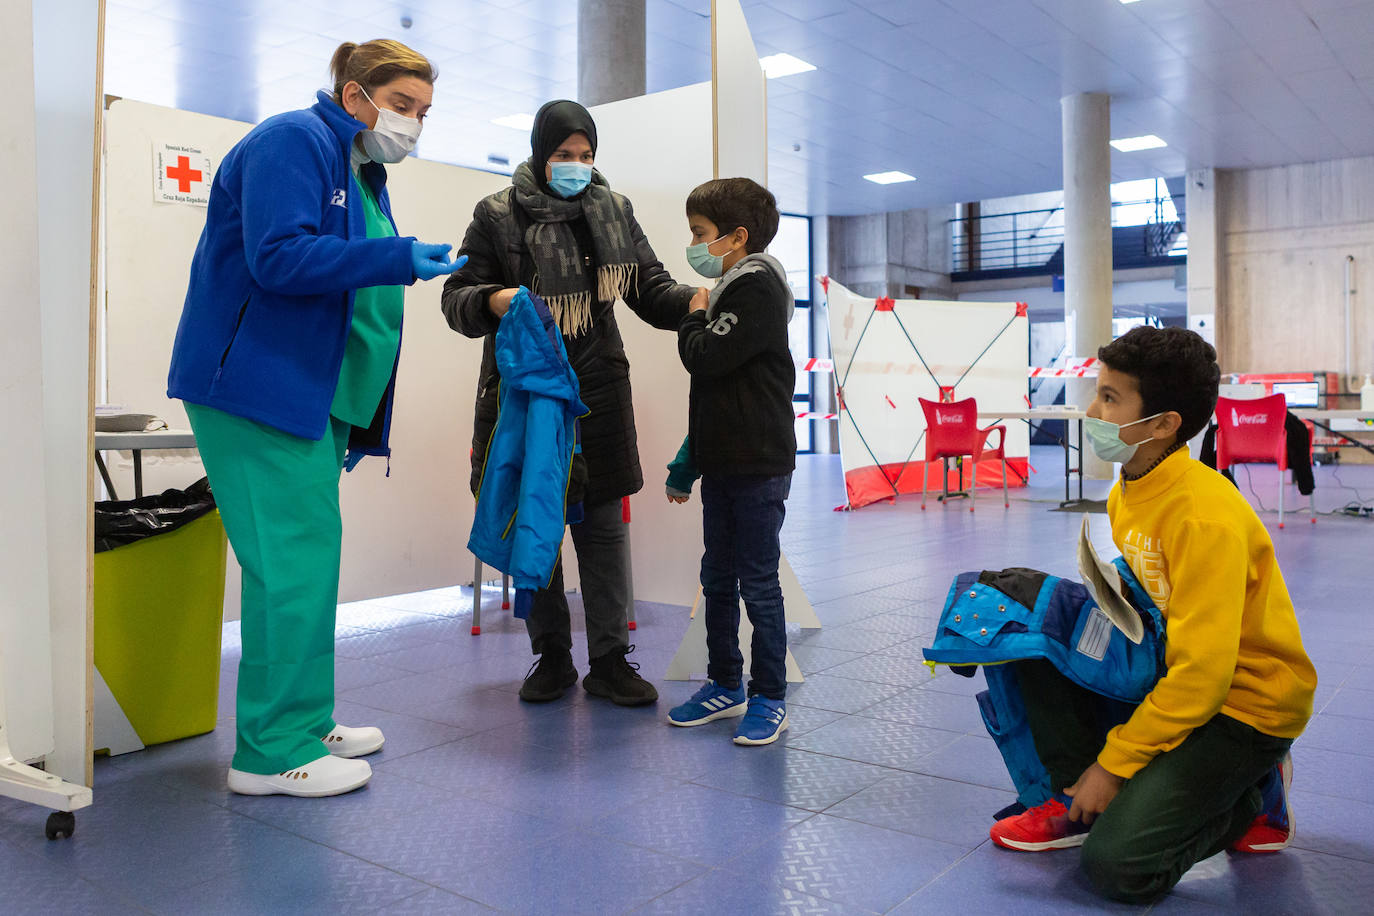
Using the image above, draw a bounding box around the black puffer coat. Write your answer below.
[441,185,694,505]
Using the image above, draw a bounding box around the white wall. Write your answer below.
[1217,155,1374,389]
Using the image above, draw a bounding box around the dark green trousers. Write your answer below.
[1015,660,1292,904]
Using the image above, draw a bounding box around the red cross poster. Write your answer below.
[152,142,214,206]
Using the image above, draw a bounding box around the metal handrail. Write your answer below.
[950,195,1184,274]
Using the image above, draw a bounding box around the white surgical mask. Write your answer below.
[548,162,592,198]
[686,235,732,278]
[1083,412,1165,465]
[356,87,422,164]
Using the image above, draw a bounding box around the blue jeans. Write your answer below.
[700,473,791,701]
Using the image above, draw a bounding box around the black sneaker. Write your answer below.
[583,645,659,706]
[519,651,578,702]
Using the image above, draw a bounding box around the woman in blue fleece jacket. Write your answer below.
[166,40,461,798]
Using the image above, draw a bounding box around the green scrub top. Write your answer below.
[330,171,405,428]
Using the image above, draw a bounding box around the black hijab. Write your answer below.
[530,99,598,194]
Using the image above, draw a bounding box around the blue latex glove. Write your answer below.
[411,242,467,281]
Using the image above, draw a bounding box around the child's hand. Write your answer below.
[689,287,709,313]
[667,493,690,504]
[1064,762,1125,825]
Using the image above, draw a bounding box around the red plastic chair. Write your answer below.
[1215,394,1314,528]
[918,397,1009,512]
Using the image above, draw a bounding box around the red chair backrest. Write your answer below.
[1216,394,1288,470]
[920,397,979,460]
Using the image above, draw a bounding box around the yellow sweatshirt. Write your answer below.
[1098,448,1317,779]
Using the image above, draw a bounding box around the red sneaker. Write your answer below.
[990,796,1091,851]
[1232,753,1294,853]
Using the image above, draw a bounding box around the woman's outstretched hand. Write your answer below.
[411,242,466,281]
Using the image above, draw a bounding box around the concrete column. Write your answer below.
[1061,92,1113,478]
[578,0,646,107]
[1184,168,1221,349]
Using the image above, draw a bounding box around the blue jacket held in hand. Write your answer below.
[167,90,417,461]
[923,562,1166,808]
[468,289,589,616]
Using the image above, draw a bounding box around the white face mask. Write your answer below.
[1083,412,1165,465]
[356,87,422,164]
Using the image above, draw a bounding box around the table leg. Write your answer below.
[471,556,483,635]
[94,452,117,501]
[1077,419,1084,502]
[132,450,143,499]
[1063,422,1070,503]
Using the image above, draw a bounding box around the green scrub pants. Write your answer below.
[185,403,349,775]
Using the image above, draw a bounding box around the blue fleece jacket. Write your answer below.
[167,91,416,449]
[467,289,588,616]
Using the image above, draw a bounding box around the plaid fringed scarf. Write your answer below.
[511,161,637,337]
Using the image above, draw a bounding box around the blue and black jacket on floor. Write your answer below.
[923,562,1166,808]
[467,288,589,618]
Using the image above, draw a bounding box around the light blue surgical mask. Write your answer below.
[548,162,592,198]
[1083,412,1165,464]
[686,235,732,278]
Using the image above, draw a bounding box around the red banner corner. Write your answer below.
[1015,302,1029,317]
[875,296,896,312]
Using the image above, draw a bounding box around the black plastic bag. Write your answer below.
[94,477,217,553]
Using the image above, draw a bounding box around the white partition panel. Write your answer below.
[588,83,715,606]
[0,0,57,768]
[712,0,767,183]
[825,279,1031,510]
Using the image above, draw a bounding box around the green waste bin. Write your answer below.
[94,483,227,747]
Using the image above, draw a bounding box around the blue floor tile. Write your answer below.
[586,782,814,866]
[825,771,1015,849]
[632,867,872,915]
[888,842,1146,915]
[1170,845,1374,914]
[151,836,429,915]
[724,813,968,913]
[691,745,895,812]
[438,828,706,915]
[786,716,963,772]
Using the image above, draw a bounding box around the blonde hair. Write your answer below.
[329,40,437,102]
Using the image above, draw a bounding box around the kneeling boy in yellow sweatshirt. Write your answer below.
[989,326,1316,904]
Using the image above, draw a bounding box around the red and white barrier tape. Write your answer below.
[796,411,838,420]
[798,358,834,373]
[1029,365,1099,378]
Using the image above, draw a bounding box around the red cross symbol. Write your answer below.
[166,155,203,193]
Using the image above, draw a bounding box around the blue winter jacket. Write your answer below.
[923,562,1166,808]
[167,91,416,459]
[467,289,588,616]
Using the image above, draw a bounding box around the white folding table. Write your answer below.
[94,429,197,499]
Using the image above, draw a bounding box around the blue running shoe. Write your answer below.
[733,696,788,746]
[668,680,747,726]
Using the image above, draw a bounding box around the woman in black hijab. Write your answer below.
[442,99,701,707]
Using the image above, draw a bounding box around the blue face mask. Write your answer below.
[686,235,731,278]
[1083,412,1164,464]
[548,162,592,198]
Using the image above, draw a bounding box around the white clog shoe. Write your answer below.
[227,755,372,798]
[321,724,385,758]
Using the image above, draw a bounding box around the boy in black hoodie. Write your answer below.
[666,178,797,746]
